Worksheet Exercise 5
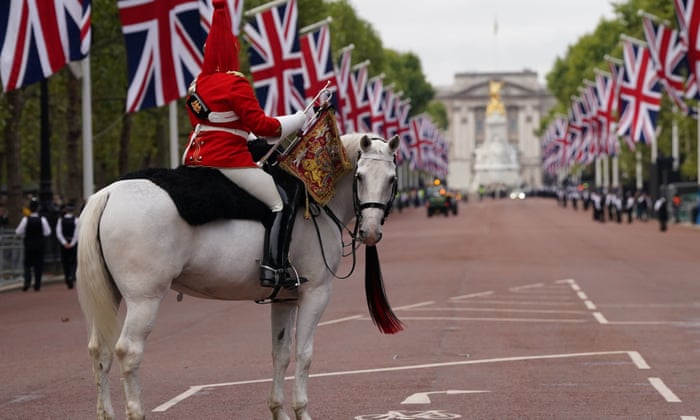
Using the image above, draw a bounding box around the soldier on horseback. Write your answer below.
[183,0,306,289]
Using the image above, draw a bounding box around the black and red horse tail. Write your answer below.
[365,245,404,334]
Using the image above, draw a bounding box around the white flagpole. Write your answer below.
[636,150,643,191]
[602,155,609,189]
[672,105,679,171]
[82,57,94,199]
[169,101,178,168]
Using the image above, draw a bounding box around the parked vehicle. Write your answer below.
[426,187,458,217]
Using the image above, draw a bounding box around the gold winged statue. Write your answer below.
[486,80,506,117]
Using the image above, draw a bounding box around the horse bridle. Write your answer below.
[352,150,398,226]
[308,147,397,280]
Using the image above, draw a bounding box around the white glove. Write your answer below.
[268,111,307,143]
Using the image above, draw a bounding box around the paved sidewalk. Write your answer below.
[0,273,65,293]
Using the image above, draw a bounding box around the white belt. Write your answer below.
[208,111,238,123]
[196,124,249,139]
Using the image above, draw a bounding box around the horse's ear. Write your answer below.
[360,135,373,152]
[387,135,400,154]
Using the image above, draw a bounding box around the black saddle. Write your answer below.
[120,140,304,227]
[121,165,275,226]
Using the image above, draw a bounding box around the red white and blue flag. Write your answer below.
[616,39,662,146]
[396,97,413,164]
[367,74,386,135]
[674,0,700,100]
[333,44,353,133]
[382,84,399,139]
[118,0,205,113]
[244,0,305,116]
[1,0,91,92]
[578,83,599,162]
[566,96,584,163]
[299,19,337,108]
[594,71,620,156]
[642,16,691,114]
[408,114,436,171]
[341,61,371,133]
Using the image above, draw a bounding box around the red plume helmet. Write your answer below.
[201,0,240,75]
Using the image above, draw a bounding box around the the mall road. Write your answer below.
[1,196,699,420]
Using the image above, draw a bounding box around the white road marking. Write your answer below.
[153,350,649,412]
[401,390,490,404]
[627,351,651,369]
[648,377,681,402]
[680,416,698,420]
[318,315,363,326]
[584,301,597,310]
[395,301,435,310]
[452,299,578,306]
[397,316,586,323]
[593,312,609,324]
[450,291,494,300]
[403,307,588,314]
[576,291,588,300]
[509,283,543,291]
[555,279,575,284]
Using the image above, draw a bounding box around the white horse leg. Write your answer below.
[292,284,332,420]
[87,324,116,420]
[269,302,297,420]
[114,297,163,420]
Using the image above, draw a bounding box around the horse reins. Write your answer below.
[309,149,398,280]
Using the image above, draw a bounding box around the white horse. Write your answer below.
[77,133,403,420]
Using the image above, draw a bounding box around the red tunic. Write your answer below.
[183,72,281,168]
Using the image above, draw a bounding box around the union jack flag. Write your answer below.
[408,114,435,171]
[579,82,599,162]
[244,0,305,116]
[367,75,385,135]
[341,61,371,133]
[118,0,204,113]
[550,115,570,168]
[333,44,353,133]
[566,96,584,164]
[199,0,242,35]
[1,0,91,92]
[642,16,690,114]
[594,71,620,156]
[674,0,700,100]
[299,19,338,109]
[395,97,413,164]
[616,39,662,146]
[382,84,399,139]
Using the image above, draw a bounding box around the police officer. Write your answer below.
[15,199,51,291]
[56,203,79,289]
[183,0,307,289]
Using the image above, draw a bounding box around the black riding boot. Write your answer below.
[260,183,303,288]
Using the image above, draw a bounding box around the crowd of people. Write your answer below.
[555,186,691,232]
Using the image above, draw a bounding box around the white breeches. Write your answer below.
[218,167,284,212]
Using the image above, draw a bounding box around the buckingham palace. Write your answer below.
[436,70,556,193]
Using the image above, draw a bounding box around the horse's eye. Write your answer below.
[355,173,363,182]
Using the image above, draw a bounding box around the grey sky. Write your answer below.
[348,0,616,87]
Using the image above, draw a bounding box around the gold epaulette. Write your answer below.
[226,70,245,78]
